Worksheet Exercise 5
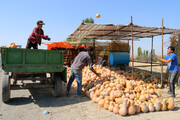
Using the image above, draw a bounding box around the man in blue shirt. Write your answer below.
[156,46,179,97]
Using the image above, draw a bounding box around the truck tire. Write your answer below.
[1,72,10,103]
[52,75,63,97]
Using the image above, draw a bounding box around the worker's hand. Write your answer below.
[156,55,161,59]
[44,35,48,38]
[96,73,101,77]
[47,37,51,41]
[44,35,51,41]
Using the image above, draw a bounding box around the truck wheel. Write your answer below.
[1,72,10,103]
[52,75,63,97]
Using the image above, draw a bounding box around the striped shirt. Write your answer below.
[71,51,93,70]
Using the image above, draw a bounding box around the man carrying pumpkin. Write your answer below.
[66,47,101,97]
[156,46,179,97]
[26,20,50,49]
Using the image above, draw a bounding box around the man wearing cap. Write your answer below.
[66,47,101,97]
[26,20,50,49]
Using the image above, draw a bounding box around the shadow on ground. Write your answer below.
[4,83,90,107]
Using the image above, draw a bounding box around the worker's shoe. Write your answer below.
[77,94,86,97]
[171,94,175,98]
[66,92,70,97]
[166,91,172,94]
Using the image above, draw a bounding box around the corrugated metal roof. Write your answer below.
[68,23,180,40]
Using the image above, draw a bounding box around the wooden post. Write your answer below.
[93,39,95,48]
[151,36,154,73]
[161,19,164,86]
[131,16,134,79]
[93,39,96,64]
[128,40,130,53]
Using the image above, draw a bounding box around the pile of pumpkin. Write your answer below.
[67,65,175,116]
[7,42,19,48]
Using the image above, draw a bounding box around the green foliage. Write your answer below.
[146,50,149,57]
[137,47,142,57]
[129,45,131,51]
[82,17,94,23]
[67,17,95,42]
[143,50,146,56]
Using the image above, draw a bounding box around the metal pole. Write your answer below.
[128,40,130,53]
[161,19,164,86]
[131,16,134,79]
[93,39,96,64]
[151,36,154,73]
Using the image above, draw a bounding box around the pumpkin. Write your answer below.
[110,83,115,87]
[124,88,130,94]
[160,99,167,111]
[90,92,94,100]
[116,84,124,90]
[115,98,123,104]
[92,95,98,103]
[135,104,141,113]
[99,99,105,107]
[144,94,150,101]
[86,91,90,98]
[114,90,122,98]
[139,95,146,102]
[108,101,114,112]
[167,97,174,110]
[148,102,155,112]
[129,94,135,100]
[128,100,136,115]
[149,89,155,94]
[104,100,110,110]
[110,91,115,101]
[140,103,149,113]
[107,87,112,92]
[136,93,141,99]
[95,96,103,103]
[95,89,101,96]
[102,91,109,97]
[113,104,120,114]
[100,85,104,92]
[105,96,110,101]
[119,98,128,116]
[154,100,161,111]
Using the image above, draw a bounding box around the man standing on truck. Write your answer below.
[66,47,101,97]
[26,20,50,49]
[156,46,179,97]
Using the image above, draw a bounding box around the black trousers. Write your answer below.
[26,39,38,49]
[168,71,178,96]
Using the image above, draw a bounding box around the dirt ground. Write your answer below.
[0,59,180,120]
[129,62,167,73]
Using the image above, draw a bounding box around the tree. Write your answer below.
[67,18,95,42]
[146,50,149,57]
[82,17,94,23]
[89,18,94,23]
[143,50,146,56]
[137,47,142,57]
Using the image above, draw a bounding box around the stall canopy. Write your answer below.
[68,18,180,86]
[68,23,180,40]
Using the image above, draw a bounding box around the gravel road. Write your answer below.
[0,56,180,120]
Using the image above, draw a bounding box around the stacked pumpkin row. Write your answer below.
[7,42,19,48]
[67,65,175,116]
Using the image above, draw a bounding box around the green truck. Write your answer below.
[1,48,67,102]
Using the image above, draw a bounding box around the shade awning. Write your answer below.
[68,23,180,40]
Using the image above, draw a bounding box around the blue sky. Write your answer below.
[1,0,180,55]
